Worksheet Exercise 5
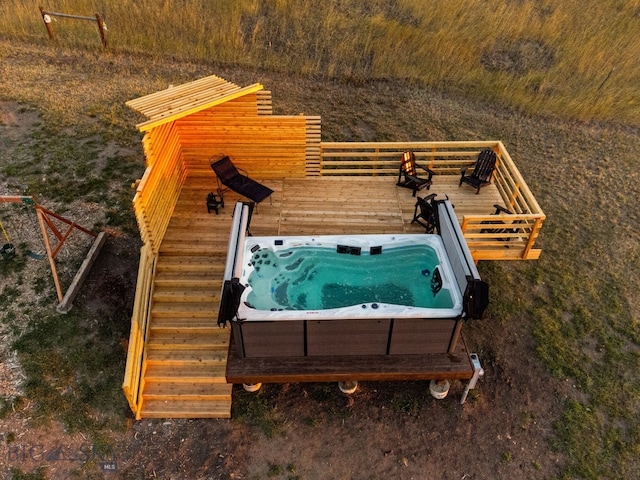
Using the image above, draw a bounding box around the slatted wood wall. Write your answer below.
[177,114,313,177]
[174,94,320,178]
[133,123,186,254]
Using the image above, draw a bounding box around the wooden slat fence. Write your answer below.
[461,142,545,260]
[319,141,497,176]
[176,114,319,179]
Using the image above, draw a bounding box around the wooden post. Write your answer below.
[95,13,108,49]
[39,7,107,49]
[56,232,107,313]
[36,208,64,303]
[523,217,543,259]
[39,6,54,40]
[460,217,469,234]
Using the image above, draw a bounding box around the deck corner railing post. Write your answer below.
[523,217,543,259]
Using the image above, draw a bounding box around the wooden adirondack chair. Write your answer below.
[411,193,438,233]
[397,151,434,197]
[459,149,497,194]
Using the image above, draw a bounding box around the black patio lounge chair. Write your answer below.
[459,149,497,194]
[411,193,438,233]
[210,155,274,204]
[397,151,434,197]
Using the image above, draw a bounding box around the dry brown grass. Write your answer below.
[1,0,639,124]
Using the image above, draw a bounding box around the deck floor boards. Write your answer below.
[139,173,499,418]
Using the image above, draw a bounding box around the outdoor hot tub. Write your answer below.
[238,234,462,321]
[220,201,489,359]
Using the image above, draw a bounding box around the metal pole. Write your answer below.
[460,353,484,404]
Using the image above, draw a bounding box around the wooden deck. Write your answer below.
[137,172,501,418]
[124,75,543,419]
[226,333,475,384]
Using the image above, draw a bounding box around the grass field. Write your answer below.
[1,2,640,479]
[1,0,639,124]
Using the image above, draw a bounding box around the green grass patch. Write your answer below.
[9,467,47,480]
[11,307,130,437]
[483,247,640,478]
[232,389,283,439]
[0,253,27,276]
[0,397,23,420]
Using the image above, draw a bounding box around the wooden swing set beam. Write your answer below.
[0,195,105,313]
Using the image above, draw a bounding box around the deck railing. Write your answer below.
[122,243,156,417]
[319,141,545,260]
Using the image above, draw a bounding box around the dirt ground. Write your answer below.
[0,234,568,480]
[2,45,637,479]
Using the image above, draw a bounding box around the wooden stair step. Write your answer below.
[147,330,229,349]
[150,316,221,329]
[146,349,228,364]
[143,381,232,400]
[140,399,232,419]
[162,231,232,244]
[144,363,228,381]
[152,286,219,303]
[149,324,224,334]
[151,302,219,317]
[156,254,224,264]
[159,242,231,255]
[161,235,229,245]
[159,249,228,260]
[156,257,226,275]
[154,272,222,288]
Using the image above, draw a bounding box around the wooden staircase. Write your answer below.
[138,184,237,417]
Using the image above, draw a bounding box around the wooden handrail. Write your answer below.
[122,245,156,415]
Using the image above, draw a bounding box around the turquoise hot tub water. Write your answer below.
[245,243,454,311]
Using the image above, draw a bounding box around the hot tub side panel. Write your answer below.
[234,317,460,358]
[306,318,391,356]
[388,318,458,354]
[234,321,305,358]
